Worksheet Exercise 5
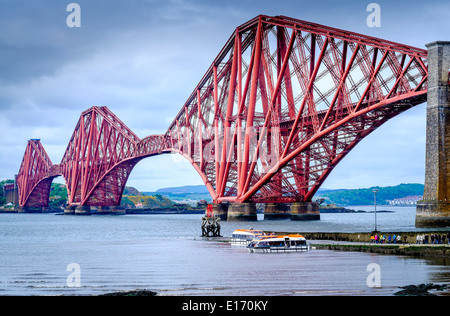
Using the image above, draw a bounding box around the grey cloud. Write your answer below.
[0,0,448,190]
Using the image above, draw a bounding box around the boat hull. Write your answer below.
[247,245,310,253]
[230,229,265,247]
[230,240,252,247]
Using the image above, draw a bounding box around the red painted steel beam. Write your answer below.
[17,140,61,207]
[164,15,427,204]
[240,90,427,202]
[16,15,429,208]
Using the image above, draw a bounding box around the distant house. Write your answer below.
[387,195,423,205]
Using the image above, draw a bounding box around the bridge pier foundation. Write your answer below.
[263,203,290,220]
[17,206,44,213]
[416,41,450,228]
[110,206,126,215]
[64,205,76,215]
[290,202,320,221]
[211,203,228,220]
[96,206,111,215]
[75,205,91,215]
[227,203,257,221]
[65,205,126,215]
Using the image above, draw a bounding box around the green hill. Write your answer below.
[0,180,424,208]
[315,183,424,206]
[142,185,212,202]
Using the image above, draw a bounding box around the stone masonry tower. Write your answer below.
[416,41,450,227]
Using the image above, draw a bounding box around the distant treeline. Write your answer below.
[121,194,174,209]
[1,180,424,208]
[0,181,176,209]
[315,183,424,206]
[0,179,14,205]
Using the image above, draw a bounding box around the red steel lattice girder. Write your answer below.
[16,15,429,207]
[59,106,143,206]
[164,15,428,204]
[16,139,61,207]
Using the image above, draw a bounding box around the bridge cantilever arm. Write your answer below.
[239,90,427,203]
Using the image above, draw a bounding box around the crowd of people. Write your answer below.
[415,233,450,244]
[369,233,450,244]
[370,234,405,244]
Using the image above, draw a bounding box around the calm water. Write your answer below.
[1,206,449,296]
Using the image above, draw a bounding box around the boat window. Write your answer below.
[269,241,283,247]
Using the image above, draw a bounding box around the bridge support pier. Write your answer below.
[65,205,126,215]
[227,203,257,221]
[211,203,228,220]
[17,206,44,213]
[64,205,76,215]
[75,205,91,215]
[290,202,320,221]
[416,41,450,228]
[96,206,111,215]
[264,203,290,220]
[110,206,126,215]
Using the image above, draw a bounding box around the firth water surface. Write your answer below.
[1,206,449,296]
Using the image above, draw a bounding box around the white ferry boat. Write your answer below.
[247,234,309,253]
[230,229,265,246]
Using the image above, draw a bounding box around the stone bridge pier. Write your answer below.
[416,41,450,227]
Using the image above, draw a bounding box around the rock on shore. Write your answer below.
[394,283,449,296]
[99,289,157,296]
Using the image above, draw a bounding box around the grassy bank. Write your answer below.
[300,231,450,244]
[312,243,450,258]
[269,231,450,258]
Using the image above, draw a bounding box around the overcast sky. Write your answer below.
[0,0,448,192]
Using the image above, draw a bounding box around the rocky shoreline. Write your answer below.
[394,283,449,296]
[319,206,393,213]
[96,283,449,296]
[99,289,157,296]
[312,243,450,258]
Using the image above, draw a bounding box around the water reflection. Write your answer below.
[0,211,449,296]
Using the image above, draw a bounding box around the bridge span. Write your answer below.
[13,15,449,226]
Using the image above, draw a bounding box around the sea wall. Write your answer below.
[300,231,450,244]
[297,231,450,258]
[313,244,450,259]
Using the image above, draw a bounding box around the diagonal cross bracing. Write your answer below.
[16,15,428,207]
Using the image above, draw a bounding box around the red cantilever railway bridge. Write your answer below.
[16,15,428,212]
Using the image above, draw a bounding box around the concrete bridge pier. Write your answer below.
[96,206,111,215]
[290,202,320,221]
[17,206,45,213]
[227,203,257,221]
[263,203,290,220]
[70,205,126,215]
[416,41,450,228]
[75,205,91,215]
[64,205,76,215]
[211,203,228,220]
[109,206,126,215]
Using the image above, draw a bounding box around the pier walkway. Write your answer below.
[309,239,450,258]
